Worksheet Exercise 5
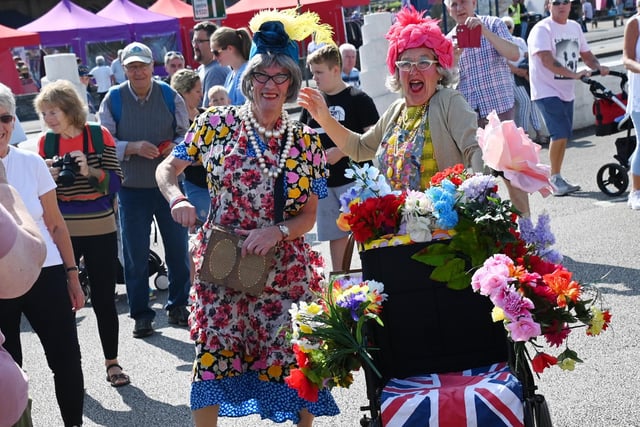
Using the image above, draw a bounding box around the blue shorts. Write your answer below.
[534,97,574,141]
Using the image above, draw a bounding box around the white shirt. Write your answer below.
[1,146,62,267]
[90,65,113,93]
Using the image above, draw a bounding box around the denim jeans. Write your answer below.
[182,179,210,224]
[118,187,190,320]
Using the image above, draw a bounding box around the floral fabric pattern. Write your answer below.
[174,105,335,421]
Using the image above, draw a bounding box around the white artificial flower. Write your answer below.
[406,215,433,243]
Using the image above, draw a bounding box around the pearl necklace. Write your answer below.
[242,104,295,178]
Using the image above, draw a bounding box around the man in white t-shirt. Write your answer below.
[111,49,126,84]
[528,0,608,196]
[90,55,114,104]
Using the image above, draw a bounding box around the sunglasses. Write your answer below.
[551,0,570,5]
[0,114,14,124]
[395,59,439,72]
[251,72,291,85]
[165,51,184,59]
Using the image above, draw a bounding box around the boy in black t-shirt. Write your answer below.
[300,44,379,270]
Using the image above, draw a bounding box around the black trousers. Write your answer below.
[0,265,84,427]
[72,232,119,360]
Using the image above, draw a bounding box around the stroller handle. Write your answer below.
[581,70,628,99]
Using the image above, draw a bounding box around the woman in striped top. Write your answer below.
[35,80,129,388]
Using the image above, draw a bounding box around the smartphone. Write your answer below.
[456,24,481,48]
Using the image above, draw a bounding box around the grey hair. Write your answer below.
[385,64,459,92]
[241,54,302,104]
[171,68,201,96]
[0,83,16,116]
[96,55,105,65]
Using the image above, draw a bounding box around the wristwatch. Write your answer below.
[278,223,290,240]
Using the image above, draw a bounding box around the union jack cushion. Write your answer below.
[381,362,524,427]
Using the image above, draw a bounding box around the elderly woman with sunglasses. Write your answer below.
[156,11,338,427]
[0,83,85,427]
[299,6,483,192]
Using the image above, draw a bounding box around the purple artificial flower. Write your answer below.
[337,291,368,321]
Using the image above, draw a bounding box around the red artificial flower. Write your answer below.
[542,319,571,347]
[293,344,310,369]
[285,368,319,402]
[430,163,466,186]
[347,194,405,243]
[543,268,581,308]
[527,255,558,276]
[531,352,558,373]
[602,310,612,331]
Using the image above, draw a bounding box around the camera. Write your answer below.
[51,153,80,187]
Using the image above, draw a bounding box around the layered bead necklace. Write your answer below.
[242,103,295,178]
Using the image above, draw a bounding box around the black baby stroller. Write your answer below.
[355,243,550,427]
[582,70,637,196]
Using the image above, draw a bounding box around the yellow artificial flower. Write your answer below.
[559,358,576,371]
[587,307,606,336]
[492,306,505,322]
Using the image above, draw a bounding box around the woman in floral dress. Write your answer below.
[156,11,338,427]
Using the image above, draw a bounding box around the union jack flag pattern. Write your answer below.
[381,363,524,427]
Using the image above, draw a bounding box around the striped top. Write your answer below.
[38,125,123,237]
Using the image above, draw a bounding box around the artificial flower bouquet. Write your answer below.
[338,163,518,289]
[336,162,612,375]
[285,274,387,402]
[472,215,612,373]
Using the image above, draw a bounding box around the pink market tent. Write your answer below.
[148,0,198,70]
[0,24,40,95]
[98,0,182,76]
[223,0,371,48]
[19,0,131,68]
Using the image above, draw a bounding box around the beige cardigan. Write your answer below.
[339,87,484,174]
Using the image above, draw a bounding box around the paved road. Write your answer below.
[17,126,640,427]
[15,20,640,427]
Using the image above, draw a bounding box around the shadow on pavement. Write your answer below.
[84,388,191,427]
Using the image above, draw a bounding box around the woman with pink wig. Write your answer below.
[299,6,483,190]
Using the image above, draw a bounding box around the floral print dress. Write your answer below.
[173,105,338,422]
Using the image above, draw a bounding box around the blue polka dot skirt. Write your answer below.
[190,371,340,423]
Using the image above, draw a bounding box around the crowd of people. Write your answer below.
[0,1,636,426]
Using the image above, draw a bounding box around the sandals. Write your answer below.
[106,363,131,388]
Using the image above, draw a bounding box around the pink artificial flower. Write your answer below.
[506,315,541,342]
[476,272,511,300]
[477,111,553,197]
[494,288,535,322]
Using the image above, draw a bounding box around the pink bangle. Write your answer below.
[169,195,189,209]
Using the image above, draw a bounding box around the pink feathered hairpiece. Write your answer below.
[385,5,454,74]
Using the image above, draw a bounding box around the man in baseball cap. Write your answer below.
[121,41,153,65]
[98,41,191,339]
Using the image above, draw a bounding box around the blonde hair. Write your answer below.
[34,80,86,130]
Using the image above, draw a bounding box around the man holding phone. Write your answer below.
[445,0,531,216]
[528,0,608,196]
[445,0,520,127]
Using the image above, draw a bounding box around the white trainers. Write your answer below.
[550,175,581,197]
[628,190,640,210]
